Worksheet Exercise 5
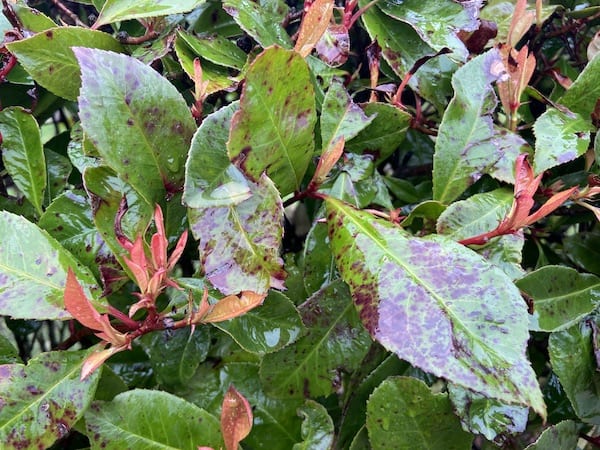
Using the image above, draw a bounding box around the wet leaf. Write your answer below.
[303,220,336,295]
[315,24,350,67]
[560,53,600,119]
[183,102,251,208]
[45,149,72,204]
[448,384,528,442]
[549,317,600,425]
[377,0,478,61]
[5,28,122,101]
[85,389,224,449]
[213,291,305,355]
[293,400,334,450]
[177,30,247,70]
[75,48,196,205]
[94,0,205,28]
[326,197,546,417]
[366,377,473,450]
[221,385,253,450]
[320,78,374,151]
[188,174,285,295]
[260,280,372,398]
[344,103,411,164]
[223,0,291,48]
[0,350,100,450]
[517,266,600,332]
[433,49,528,204]
[525,420,579,450]
[294,0,334,58]
[228,46,316,196]
[533,108,592,174]
[0,210,101,320]
[0,107,46,216]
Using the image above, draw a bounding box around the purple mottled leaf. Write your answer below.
[0,211,101,320]
[0,350,100,450]
[433,49,529,204]
[315,25,350,67]
[325,197,546,418]
[228,46,316,197]
[189,174,285,295]
[75,48,196,205]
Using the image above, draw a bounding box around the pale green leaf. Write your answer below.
[293,400,334,450]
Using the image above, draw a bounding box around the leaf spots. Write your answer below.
[126,118,134,126]
[45,30,53,39]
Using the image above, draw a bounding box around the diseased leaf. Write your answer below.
[213,291,305,355]
[517,266,600,332]
[533,108,592,174]
[326,197,546,417]
[228,46,316,196]
[5,28,122,101]
[549,317,600,425]
[0,350,100,450]
[0,210,101,320]
[94,0,205,28]
[45,149,72,204]
[315,24,350,67]
[176,31,247,70]
[294,0,334,58]
[223,0,292,48]
[11,3,56,32]
[433,49,528,204]
[183,102,251,209]
[0,334,18,364]
[448,384,528,443]
[75,48,196,205]
[560,53,600,119]
[188,174,285,295]
[0,107,46,216]
[293,400,334,450]
[303,220,337,295]
[366,377,473,450]
[260,280,372,398]
[525,420,579,450]
[221,385,253,450]
[85,389,224,449]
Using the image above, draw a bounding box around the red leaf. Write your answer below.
[64,269,105,332]
[203,291,266,323]
[294,0,335,58]
[221,385,253,450]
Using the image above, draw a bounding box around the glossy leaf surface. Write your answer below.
[228,46,316,196]
[0,350,100,450]
[525,420,579,450]
[433,49,525,203]
[0,211,100,319]
[188,174,285,295]
[213,291,305,354]
[94,0,205,28]
[366,377,473,450]
[560,53,600,118]
[85,389,224,449]
[223,0,291,48]
[549,317,600,425]
[5,28,122,101]
[516,266,600,332]
[221,385,253,450]
[75,48,196,204]
[260,280,372,398]
[533,108,591,174]
[293,400,334,450]
[176,31,247,70]
[0,107,46,215]
[326,197,546,416]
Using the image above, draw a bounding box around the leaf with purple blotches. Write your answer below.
[325,197,546,419]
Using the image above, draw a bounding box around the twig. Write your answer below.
[50,0,88,27]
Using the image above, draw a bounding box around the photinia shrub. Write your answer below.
[0,0,599,448]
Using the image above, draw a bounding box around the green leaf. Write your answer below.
[376,0,478,61]
[260,280,372,398]
[0,107,46,216]
[75,48,196,205]
[85,389,224,449]
[560,53,600,119]
[344,102,411,164]
[533,108,592,174]
[525,420,580,450]
[140,326,210,387]
[564,231,600,276]
[0,333,19,364]
[320,79,374,151]
[549,316,600,425]
[517,266,600,332]
[303,219,336,295]
[325,197,546,417]
[448,384,528,442]
[5,28,122,101]
[45,149,72,204]
[366,377,473,450]
[228,46,316,197]
[188,174,285,295]
[183,102,251,208]
[293,400,334,450]
[223,0,291,48]
[433,49,527,204]
[0,210,101,320]
[213,291,305,355]
[0,350,100,450]
[94,0,206,28]
[176,30,247,70]
[12,3,56,32]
